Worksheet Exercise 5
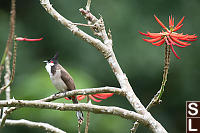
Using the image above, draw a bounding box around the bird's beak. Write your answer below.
[43,60,48,63]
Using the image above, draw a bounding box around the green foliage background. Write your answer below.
[0,0,200,132]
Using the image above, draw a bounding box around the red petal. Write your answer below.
[167,36,186,48]
[147,32,162,38]
[89,95,102,102]
[173,24,183,32]
[171,37,191,46]
[170,33,186,39]
[154,15,169,32]
[15,37,43,41]
[187,34,197,39]
[77,95,86,101]
[169,16,172,27]
[64,97,70,100]
[179,38,197,41]
[170,33,196,41]
[180,34,198,40]
[169,15,174,27]
[139,31,149,37]
[170,43,181,59]
[143,37,162,43]
[92,93,114,99]
[175,16,185,28]
[152,38,165,46]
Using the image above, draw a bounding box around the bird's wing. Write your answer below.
[58,64,76,91]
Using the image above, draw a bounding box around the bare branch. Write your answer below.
[0,107,16,127]
[84,97,91,133]
[0,41,17,95]
[4,53,11,100]
[0,0,16,83]
[0,41,17,127]
[1,51,12,128]
[0,119,66,133]
[0,99,146,124]
[85,0,91,11]
[72,23,95,27]
[40,87,124,102]
[79,8,98,24]
[0,87,123,127]
[40,0,110,57]
[131,44,171,133]
[79,8,112,46]
[79,7,151,116]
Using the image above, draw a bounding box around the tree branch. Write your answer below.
[0,41,17,95]
[131,44,171,133]
[0,87,123,127]
[85,0,91,11]
[40,87,124,102]
[84,97,91,133]
[0,107,16,127]
[40,0,110,57]
[0,119,66,133]
[0,0,16,84]
[4,54,11,100]
[79,7,146,114]
[0,99,146,124]
[0,40,17,127]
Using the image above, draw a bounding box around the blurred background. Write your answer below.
[0,0,200,132]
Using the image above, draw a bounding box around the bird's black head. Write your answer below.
[43,53,59,65]
[49,52,59,64]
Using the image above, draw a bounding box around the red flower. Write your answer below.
[15,37,43,41]
[139,15,197,59]
[65,93,114,102]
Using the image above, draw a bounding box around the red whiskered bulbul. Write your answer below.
[43,53,84,123]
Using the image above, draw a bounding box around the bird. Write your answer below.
[43,53,84,123]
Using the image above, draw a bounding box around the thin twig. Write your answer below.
[84,111,90,133]
[73,23,95,27]
[0,66,4,85]
[1,41,17,125]
[40,0,108,56]
[0,0,16,84]
[157,44,170,100]
[78,122,81,133]
[84,96,91,133]
[1,53,12,127]
[4,53,11,100]
[86,0,91,11]
[40,87,124,102]
[0,40,17,95]
[0,119,66,133]
[131,44,171,133]
[0,107,17,127]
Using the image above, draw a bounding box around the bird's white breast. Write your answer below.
[45,63,53,76]
[50,70,67,92]
[45,63,67,92]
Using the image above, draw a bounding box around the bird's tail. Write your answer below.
[72,96,84,123]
